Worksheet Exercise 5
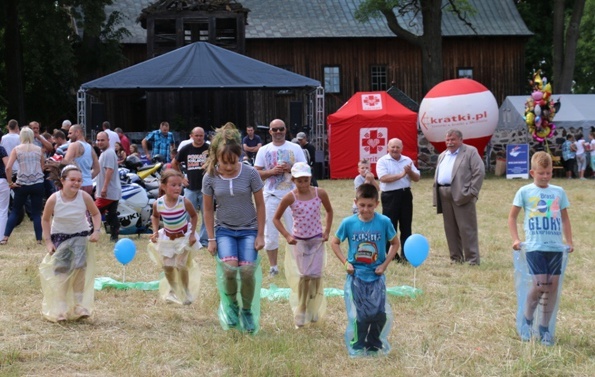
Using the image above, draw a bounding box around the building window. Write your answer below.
[457,67,473,79]
[324,66,341,93]
[371,65,388,91]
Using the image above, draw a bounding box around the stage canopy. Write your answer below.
[81,42,320,91]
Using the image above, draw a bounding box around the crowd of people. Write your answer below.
[561,130,595,179]
[1,117,574,352]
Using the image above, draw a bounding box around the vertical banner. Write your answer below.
[506,144,529,179]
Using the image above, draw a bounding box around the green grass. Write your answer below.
[0,175,592,376]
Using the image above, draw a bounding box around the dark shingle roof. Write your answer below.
[107,0,531,44]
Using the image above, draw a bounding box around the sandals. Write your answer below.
[0,238,8,245]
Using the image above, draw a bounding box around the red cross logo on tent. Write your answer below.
[361,129,386,154]
[361,94,382,110]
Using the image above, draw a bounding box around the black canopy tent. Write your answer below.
[77,42,325,148]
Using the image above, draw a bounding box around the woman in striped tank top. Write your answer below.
[150,169,199,305]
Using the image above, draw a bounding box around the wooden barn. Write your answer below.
[97,0,531,139]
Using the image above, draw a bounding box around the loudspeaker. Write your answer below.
[289,101,302,137]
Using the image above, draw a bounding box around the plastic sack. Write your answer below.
[39,237,96,322]
[344,274,393,357]
[513,245,569,344]
[147,232,201,305]
[94,277,159,291]
[284,240,327,327]
[216,255,262,334]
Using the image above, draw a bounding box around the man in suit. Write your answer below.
[433,129,485,265]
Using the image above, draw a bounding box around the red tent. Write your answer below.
[327,92,418,179]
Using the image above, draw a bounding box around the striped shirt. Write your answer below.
[202,164,263,230]
[156,196,188,234]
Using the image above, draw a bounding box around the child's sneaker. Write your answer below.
[294,311,306,328]
[520,323,532,341]
[183,293,194,306]
[268,267,279,277]
[165,292,182,305]
[540,331,553,346]
[225,302,240,328]
[240,308,255,333]
[74,305,90,320]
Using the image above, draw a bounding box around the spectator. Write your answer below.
[242,125,262,163]
[3,127,45,245]
[254,119,307,277]
[142,121,176,163]
[61,120,72,133]
[114,127,131,155]
[114,142,127,166]
[94,132,121,242]
[561,134,577,179]
[296,132,318,186]
[63,124,100,196]
[101,121,120,150]
[1,120,20,175]
[433,129,485,266]
[172,126,210,248]
[376,138,420,262]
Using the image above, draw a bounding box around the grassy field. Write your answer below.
[0,175,593,377]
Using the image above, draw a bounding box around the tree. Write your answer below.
[355,0,474,95]
[553,0,586,93]
[517,0,586,94]
[574,0,595,93]
[0,0,128,127]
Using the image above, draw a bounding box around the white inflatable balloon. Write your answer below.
[418,79,498,157]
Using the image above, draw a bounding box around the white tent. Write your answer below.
[499,94,595,136]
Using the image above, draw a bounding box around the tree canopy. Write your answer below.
[0,0,129,129]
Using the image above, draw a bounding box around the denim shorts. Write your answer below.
[526,251,563,275]
[216,227,258,265]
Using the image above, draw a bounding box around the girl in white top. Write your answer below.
[40,165,101,322]
[574,134,587,179]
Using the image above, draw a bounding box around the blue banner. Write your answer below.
[506,144,529,179]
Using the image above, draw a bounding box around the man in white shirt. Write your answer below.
[376,138,420,262]
[433,129,485,265]
[1,120,20,175]
[254,119,307,277]
[102,121,121,150]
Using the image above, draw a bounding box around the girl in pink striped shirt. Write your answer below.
[150,169,198,305]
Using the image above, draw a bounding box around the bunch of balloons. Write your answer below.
[524,71,560,143]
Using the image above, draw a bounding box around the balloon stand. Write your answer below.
[122,266,126,283]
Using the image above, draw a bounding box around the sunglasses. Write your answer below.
[271,127,285,132]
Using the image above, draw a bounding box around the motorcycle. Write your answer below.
[103,182,155,236]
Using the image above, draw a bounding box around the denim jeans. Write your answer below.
[183,188,207,247]
[215,227,258,265]
[6,182,44,240]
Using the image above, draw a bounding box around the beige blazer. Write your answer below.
[433,144,485,214]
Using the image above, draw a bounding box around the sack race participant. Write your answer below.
[202,123,266,333]
[273,162,333,327]
[149,169,201,305]
[508,151,574,346]
[330,183,399,356]
[40,165,102,322]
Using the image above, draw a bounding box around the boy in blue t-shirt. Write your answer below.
[508,151,574,346]
[331,183,399,354]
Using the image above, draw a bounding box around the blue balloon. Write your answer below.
[114,238,137,265]
[404,234,429,268]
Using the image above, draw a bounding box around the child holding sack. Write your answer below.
[331,183,399,356]
[508,151,574,346]
[149,169,200,305]
[273,162,333,327]
[40,165,102,322]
